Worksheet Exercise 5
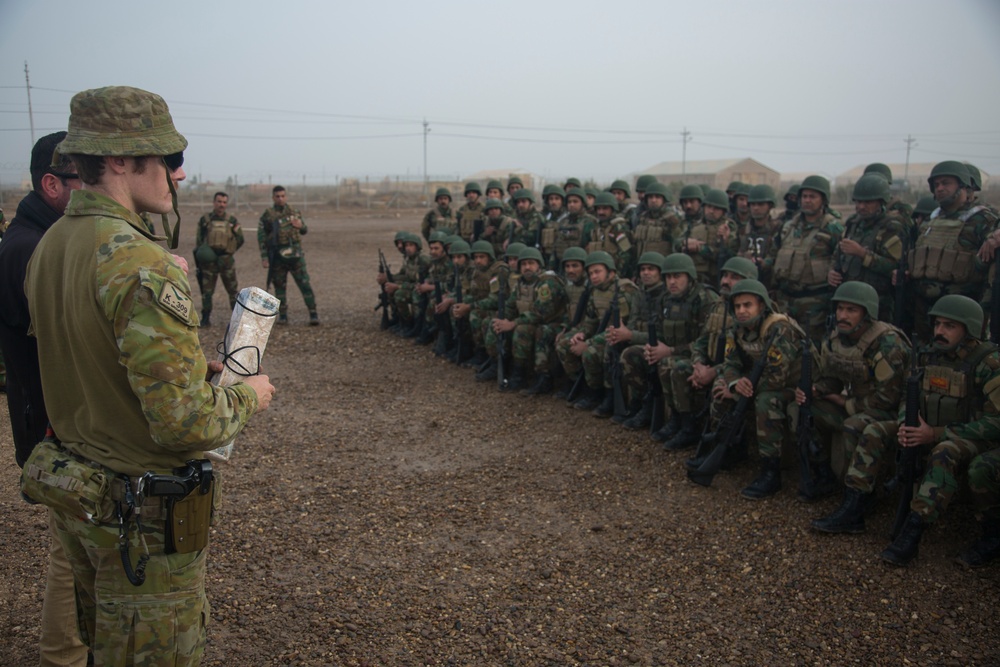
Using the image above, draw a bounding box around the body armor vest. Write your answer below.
[515,279,537,316]
[909,209,981,283]
[737,313,800,361]
[839,214,894,293]
[920,341,995,427]
[772,214,835,289]
[566,279,588,316]
[551,216,587,260]
[206,217,236,253]
[263,209,301,249]
[634,211,676,255]
[823,321,896,397]
[426,208,455,236]
[703,300,731,364]
[683,221,722,281]
[457,203,486,241]
[660,296,698,346]
[590,278,636,323]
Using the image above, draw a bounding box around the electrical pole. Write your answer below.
[681,127,692,178]
[423,118,430,196]
[903,134,917,186]
[24,61,35,145]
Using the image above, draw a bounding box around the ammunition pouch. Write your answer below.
[21,438,117,524]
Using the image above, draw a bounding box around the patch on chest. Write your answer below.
[157,280,193,321]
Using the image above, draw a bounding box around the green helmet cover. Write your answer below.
[747,184,777,205]
[507,175,524,189]
[644,181,671,202]
[726,181,745,193]
[731,279,772,309]
[721,256,759,280]
[194,244,217,265]
[434,187,452,201]
[965,163,983,191]
[799,175,831,201]
[679,184,704,202]
[929,294,984,336]
[833,281,879,318]
[506,242,526,258]
[486,179,504,193]
[561,246,588,264]
[594,192,618,208]
[703,188,730,210]
[565,187,587,203]
[585,250,616,272]
[610,179,632,198]
[449,239,472,256]
[464,181,482,195]
[928,161,971,190]
[512,188,535,203]
[852,174,891,203]
[635,175,657,192]
[636,251,665,271]
[470,240,496,259]
[863,163,893,184]
[484,198,504,211]
[564,177,582,189]
[518,247,544,264]
[662,252,697,279]
[914,195,938,217]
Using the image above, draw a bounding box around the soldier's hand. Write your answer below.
[569,338,588,356]
[827,269,843,287]
[718,225,731,242]
[172,254,189,274]
[289,217,303,229]
[839,239,866,258]
[569,332,585,346]
[606,325,631,345]
[684,238,703,252]
[891,269,910,286]
[262,259,269,269]
[734,376,754,398]
[385,283,398,295]
[377,273,387,285]
[689,362,716,388]
[206,360,224,381]
[977,231,1000,262]
[822,393,847,408]
[794,387,806,405]
[899,415,935,447]
[644,341,670,364]
[244,375,276,412]
[711,381,733,401]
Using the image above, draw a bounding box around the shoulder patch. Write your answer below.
[767,346,783,367]
[537,284,551,300]
[157,280,194,322]
[874,358,894,382]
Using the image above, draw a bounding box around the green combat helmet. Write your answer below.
[507,175,524,190]
[852,174,891,203]
[610,179,632,198]
[512,189,535,204]
[449,239,472,256]
[541,184,566,199]
[721,256,759,280]
[833,281,879,320]
[565,187,587,203]
[470,240,495,259]
[703,188,730,210]
[564,177,582,190]
[434,187,452,201]
[484,198,504,211]
[585,250,616,272]
[464,181,482,196]
[404,232,423,249]
[735,182,752,197]
[662,252,697,279]
[927,161,971,190]
[731,278,773,310]
[965,163,984,191]
[585,186,601,200]
[486,179,504,193]
[679,184,704,202]
[863,163,893,184]
[518,247,544,264]
[428,230,449,245]
[747,184,777,206]
[58,85,188,248]
[562,246,588,264]
[785,183,801,199]
[194,243,217,266]
[446,234,462,247]
[506,242,527,259]
[636,251,666,272]
[929,294,984,338]
[644,181,672,203]
[914,195,938,217]
[635,174,658,193]
[799,175,831,202]
[594,192,618,209]
[726,181,745,194]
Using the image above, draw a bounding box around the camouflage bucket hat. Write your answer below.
[58,86,187,157]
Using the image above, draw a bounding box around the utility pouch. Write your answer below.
[20,438,116,524]
[143,459,215,554]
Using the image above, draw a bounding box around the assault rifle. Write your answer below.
[688,327,779,487]
[645,293,666,435]
[496,271,509,390]
[889,337,923,540]
[413,265,430,340]
[567,290,612,404]
[375,249,394,330]
[991,255,1000,343]
[433,280,453,355]
[686,301,730,470]
[607,283,627,419]
[894,237,909,330]
[796,339,824,499]
[452,265,468,363]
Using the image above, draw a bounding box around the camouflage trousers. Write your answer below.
[812,400,893,468]
[469,308,492,347]
[483,324,512,361]
[199,254,239,314]
[51,508,209,666]
[392,284,415,320]
[968,449,1000,521]
[844,420,898,494]
[712,389,793,459]
[775,292,831,344]
[621,347,700,413]
[556,333,607,389]
[485,322,559,371]
[271,257,316,315]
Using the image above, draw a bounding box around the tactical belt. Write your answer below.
[58,445,165,517]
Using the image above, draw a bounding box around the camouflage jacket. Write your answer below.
[258,204,307,260]
[506,207,546,248]
[837,209,907,319]
[25,190,258,476]
[633,207,683,258]
[625,283,665,347]
[456,200,487,242]
[910,202,998,302]
[503,271,568,326]
[569,277,640,343]
[654,283,719,355]
[587,216,633,277]
[396,253,431,286]
[674,217,740,286]
[767,211,844,293]
[721,314,807,394]
[421,205,455,240]
[468,260,510,312]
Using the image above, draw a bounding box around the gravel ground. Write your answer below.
[1,208,998,666]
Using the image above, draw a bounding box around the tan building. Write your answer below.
[635,157,780,190]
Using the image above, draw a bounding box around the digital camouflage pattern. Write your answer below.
[258,204,317,316]
[196,211,244,314]
[633,206,682,258]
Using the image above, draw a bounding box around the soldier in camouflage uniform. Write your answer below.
[556,252,640,413]
[436,239,476,361]
[259,185,319,325]
[587,192,634,279]
[800,282,910,512]
[421,187,455,240]
[538,185,568,261]
[610,179,636,222]
[482,198,517,257]
[907,161,998,341]
[630,175,657,230]
[503,189,546,249]
[195,191,244,326]
[766,175,844,343]
[676,187,739,287]
[863,162,914,235]
[486,179,515,217]
[483,247,568,392]
[456,181,487,243]
[827,175,908,323]
[412,231,454,345]
[505,176,524,206]
[780,184,799,223]
[22,85,274,666]
[453,240,510,369]
[633,181,683,258]
[545,187,594,271]
[610,251,665,426]
[958,449,1000,567]
[384,233,430,337]
[737,185,780,288]
[550,247,591,397]
[728,182,752,227]
[715,279,809,499]
[869,296,1000,565]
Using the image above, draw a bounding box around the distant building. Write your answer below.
[634,157,780,191]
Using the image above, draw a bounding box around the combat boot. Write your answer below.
[463,346,488,369]
[475,358,498,382]
[277,313,288,325]
[402,318,422,338]
[651,411,681,443]
[592,389,615,418]
[741,457,782,500]
[432,329,451,357]
[797,462,839,503]
[521,373,553,396]
[415,324,436,345]
[395,317,414,337]
[554,373,580,400]
[621,394,653,430]
[201,310,211,327]
[663,413,701,451]
[613,395,643,425]
[880,511,925,566]
[505,365,528,392]
[956,519,1000,568]
[573,386,604,411]
[309,311,320,326]
[811,488,870,534]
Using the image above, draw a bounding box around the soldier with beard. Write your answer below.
[781,184,800,223]
[610,179,636,221]
[503,189,546,249]
[633,182,683,258]
[486,179,515,216]
[453,240,510,369]
[863,163,914,233]
[676,188,739,287]
[546,187,595,271]
[456,182,487,243]
[587,192,633,279]
[737,185,780,288]
[827,175,907,323]
[421,187,455,240]
[730,182,752,228]
[630,175,657,230]
[506,176,524,206]
[481,198,516,257]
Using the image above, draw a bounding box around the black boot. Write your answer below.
[415,324,436,345]
[592,389,615,418]
[622,394,653,430]
[475,358,498,382]
[277,313,288,325]
[395,317,413,337]
[741,457,782,500]
[402,317,421,338]
[880,511,925,566]
[201,310,211,327]
[309,311,320,326]
[573,386,604,411]
[797,462,840,503]
[811,488,871,534]
[651,411,681,443]
[663,413,701,451]
[462,346,488,369]
[453,340,474,365]
[505,365,528,392]
[956,519,1000,568]
[613,395,644,425]
[554,373,580,400]
[521,373,553,396]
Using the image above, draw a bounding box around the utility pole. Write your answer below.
[681,127,692,178]
[903,134,917,186]
[24,61,35,145]
[423,118,430,196]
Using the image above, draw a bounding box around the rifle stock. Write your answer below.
[890,336,923,539]
[497,273,508,389]
[796,339,822,497]
[567,294,612,403]
[609,283,627,418]
[646,293,665,434]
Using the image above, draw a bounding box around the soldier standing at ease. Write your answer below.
[633,182,682,258]
[587,192,634,279]
[259,185,319,325]
[767,175,844,343]
[676,188,739,287]
[738,185,780,288]
[195,191,243,326]
[421,187,455,240]
[456,181,487,243]
[546,187,594,271]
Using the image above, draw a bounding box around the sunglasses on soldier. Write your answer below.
[163,152,184,171]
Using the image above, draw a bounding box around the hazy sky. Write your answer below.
[2,0,999,188]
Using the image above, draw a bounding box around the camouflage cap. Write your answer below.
[58,86,187,157]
